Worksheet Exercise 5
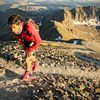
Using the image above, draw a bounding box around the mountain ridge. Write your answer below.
[0,6,100,42]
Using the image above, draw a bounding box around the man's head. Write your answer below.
[8,14,22,34]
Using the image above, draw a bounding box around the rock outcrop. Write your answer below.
[40,6,100,41]
[71,6,100,22]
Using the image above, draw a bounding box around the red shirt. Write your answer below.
[14,21,42,52]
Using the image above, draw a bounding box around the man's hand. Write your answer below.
[27,51,32,57]
[23,45,27,51]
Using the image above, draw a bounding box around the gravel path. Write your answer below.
[0,41,100,100]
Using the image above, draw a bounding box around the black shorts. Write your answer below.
[24,40,33,48]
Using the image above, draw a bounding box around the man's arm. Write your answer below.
[28,32,42,52]
[14,34,24,45]
[26,21,42,52]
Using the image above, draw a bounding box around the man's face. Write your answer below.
[9,24,21,35]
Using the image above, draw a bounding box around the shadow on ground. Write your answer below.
[75,52,100,66]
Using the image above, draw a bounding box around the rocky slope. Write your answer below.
[0,41,100,99]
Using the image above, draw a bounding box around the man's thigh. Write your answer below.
[25,51,35,61]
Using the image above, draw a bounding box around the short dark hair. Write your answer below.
[8,14,21,25]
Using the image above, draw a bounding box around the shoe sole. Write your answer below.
[23,76,34,82]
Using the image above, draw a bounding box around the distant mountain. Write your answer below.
[0,6,99,42]
[5,0,28,3]
[4,0,100,4]
[75,0,100,2]
[0,0,5,4]
[39,6,100,41]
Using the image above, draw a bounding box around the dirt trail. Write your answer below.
[0,57,100,80]
[82,40,100,58]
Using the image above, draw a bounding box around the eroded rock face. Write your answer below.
[41,6,100,24]
[71,6,100,22]
[41,6,100,22]
[40,6,100,41]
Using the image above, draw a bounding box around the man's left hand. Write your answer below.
[27,51,32,57]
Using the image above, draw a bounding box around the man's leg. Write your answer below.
[30,54,36,63]
[30,53,39,72]
[22,52,32,80]
[25,56,32,71]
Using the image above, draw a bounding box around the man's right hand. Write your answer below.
[23,45,27,51]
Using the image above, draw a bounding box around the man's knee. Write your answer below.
[25,57,31,63]
[31,55,36,62]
